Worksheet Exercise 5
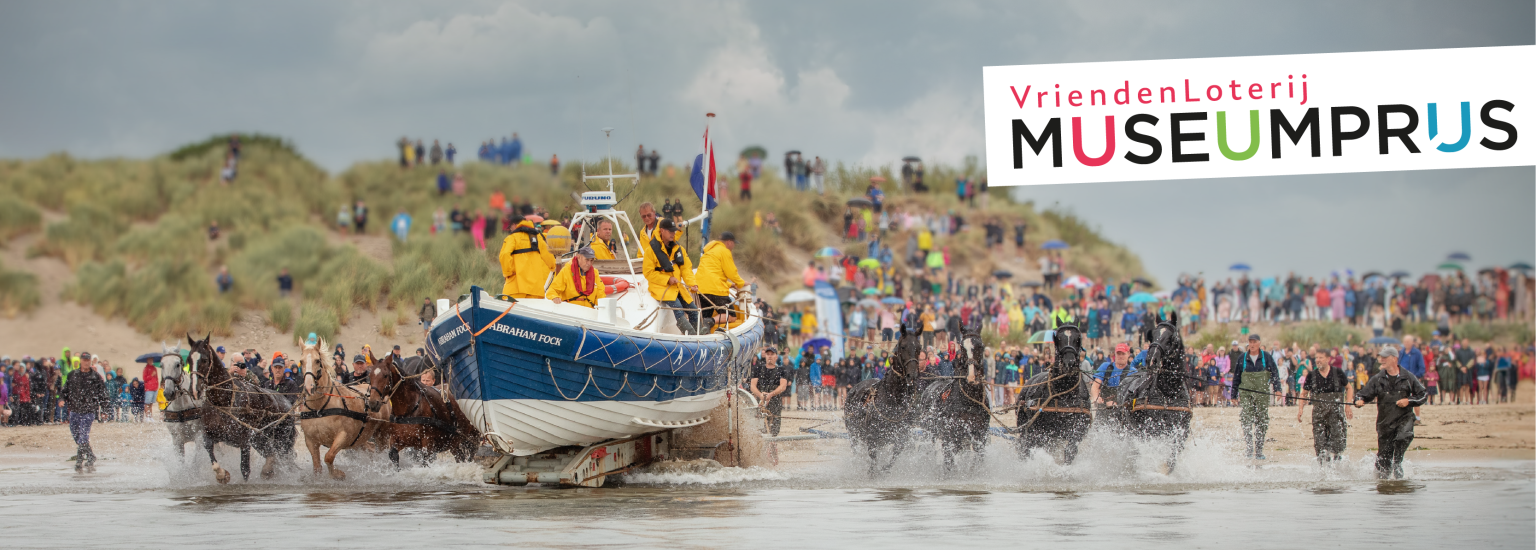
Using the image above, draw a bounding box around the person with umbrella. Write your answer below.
[137,352,161,420]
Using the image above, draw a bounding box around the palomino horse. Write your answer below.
[917,319,992,473]
[366,353,478,467]
[297,339,380,480]
[1015,324,1093,464]
[188,334,296,483]
[1118,313,1195,473]
[844,318,925,475]
[158,345,204,458]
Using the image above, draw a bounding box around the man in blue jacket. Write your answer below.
[1233,334,1281,459]
[1398,335,1426,422]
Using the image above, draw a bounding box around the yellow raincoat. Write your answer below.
[590,237,617,260]
[545,261,607,308]
[642,236,695,303]
[498,221,555,298]
[696,240,746,296]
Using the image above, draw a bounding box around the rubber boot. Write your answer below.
[1244,435,1254,459]
[74,445,86,472]
[1254,435,1267,460]
[84,444,97,473]
[700,317,716,334]
[677,317,697,335]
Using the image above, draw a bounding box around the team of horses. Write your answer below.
[844,313,1194,476]
[161,334,479,484]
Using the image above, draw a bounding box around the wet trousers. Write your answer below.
[762,395,783,437]
[1238,372,1271,456]
[1310,392,1347,462]
[1376,432,1412,479]
[68,412,96,464]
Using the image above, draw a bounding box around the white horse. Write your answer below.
[158,346,205,458]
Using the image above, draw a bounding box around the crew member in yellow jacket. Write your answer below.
[634,202,660,257]
[546,247,606,308]
[589,218,618,260]
[696,232,752,331]
[497,216,555,299]
[642,219,700,334]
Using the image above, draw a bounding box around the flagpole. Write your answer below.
[699,112,715,256]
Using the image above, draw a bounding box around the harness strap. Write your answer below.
[163,407,203,423]
[297,408,371,422]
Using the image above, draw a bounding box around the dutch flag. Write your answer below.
[690,122,717,211]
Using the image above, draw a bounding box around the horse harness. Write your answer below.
[370,364,459,436]
[163,407,203,423]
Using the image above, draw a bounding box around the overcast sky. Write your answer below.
[0,0,1530,284]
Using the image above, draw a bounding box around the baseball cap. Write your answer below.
[1231,340,1240,346]
[216,346,226,353]
[764,348,778,354]
[78,352,93,360]
[353,355,366,363]
[658,219,677,232]
[1248,334,1261,342]
[1377,346,1399,357]
[1114,343,1131,354]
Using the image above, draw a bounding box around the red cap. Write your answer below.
[1115,343,1131,354]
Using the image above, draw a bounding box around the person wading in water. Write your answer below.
[1355,345,1428,479]
[1297,350,1354,464]
[1234,334,1280,459]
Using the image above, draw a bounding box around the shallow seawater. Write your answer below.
[0,435,1531,548]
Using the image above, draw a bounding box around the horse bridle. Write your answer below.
[365,361,408,413]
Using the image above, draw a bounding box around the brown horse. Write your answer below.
[365,353,478,468]
[297,339,382,480]
[188,334,295,483]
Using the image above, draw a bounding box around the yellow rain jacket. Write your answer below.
[634,222,660,257]
[590,237,617,260]
[498,221,555,298]
[696,240,746,296]
[545,261,607,308]
[642,236,695,303]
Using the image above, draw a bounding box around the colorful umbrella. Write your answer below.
[1446,252,1472,261]
[861,287,881,295]
[881,297,905,305]
[857,258,882,269]
[1026,330,1055,344]
[814,247,842,258]
[1041,239,1069,250]
[134,352,166,364]
[781,290,817,303]
[802,338,832,350]
[1061,275,1092,289]
[1510,262,1533,272]
[1436,262,1463,271]
[856,298,883,308]
[1229,263,1252,271]
[1126,292,1159,304]
[1366,336,1401,345]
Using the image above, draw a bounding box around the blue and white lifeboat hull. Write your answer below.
[428,285,763,456]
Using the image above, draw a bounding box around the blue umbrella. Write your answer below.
[134,352,166,363]
[802,337,832,350]
[814,247,842,258]
[1126,292,1159,303]
[1229,263,1252,271]
[1446,252,1471,261]
[1041,239,1069,250]
[880,296,905,305]
[1389,270,1411,278]
[1366,336,1401,345]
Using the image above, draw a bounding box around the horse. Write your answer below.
[844,318,924,475]
[365,353,478,467]
[188,334,296,483]
[916,319,991,473]
[157,345,204,459]
[1118,312,1195,473]
[1014,324,1093,464]
[297,338,380,480]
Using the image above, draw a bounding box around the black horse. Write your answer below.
[1118,313,1194,473]
[188,334,296,483]
[1015,324,1093,464]
[845,319,924,475]
[917,319,991,473]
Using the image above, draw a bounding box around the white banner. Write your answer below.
[983,46,1536,186]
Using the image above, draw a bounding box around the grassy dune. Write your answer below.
[0,137,1153,341]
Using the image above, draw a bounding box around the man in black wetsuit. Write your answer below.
[749,348,788,436]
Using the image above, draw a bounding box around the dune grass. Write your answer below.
[1276,322,1370,349]
[0,258,41,316]
[0,136,1154,340]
